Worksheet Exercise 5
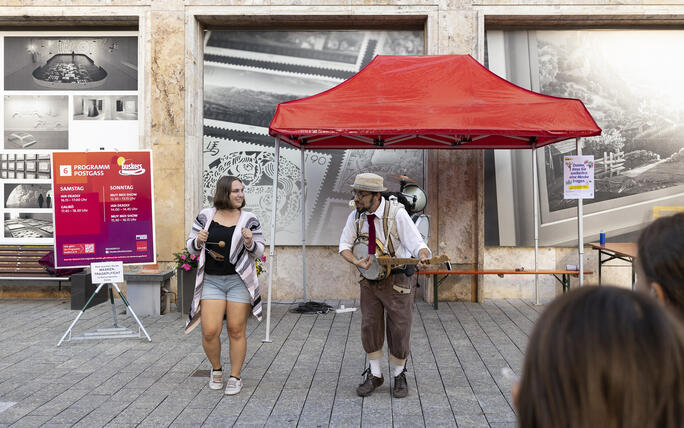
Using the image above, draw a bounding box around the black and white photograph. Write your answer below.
[485,29,684,246]
[4,95,68,150]
[203,30,425,245]
[3,212,53,238]
[73,95,138,120]
[4,183,52,209]
[4,36,138,91]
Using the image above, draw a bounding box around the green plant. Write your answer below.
[256,255,266,277]
[174,249,198,271]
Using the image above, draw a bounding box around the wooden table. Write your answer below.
[587,242,638,287]
[417,269,592,309]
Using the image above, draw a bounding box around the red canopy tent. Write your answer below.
[270,55,600,149]
[261,55,600,341]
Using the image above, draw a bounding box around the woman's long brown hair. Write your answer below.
[517,286,684,428]
[213,176,245,210]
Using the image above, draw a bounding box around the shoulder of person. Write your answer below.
[195,207,215,226]
[198,207,215,216]
[240,210,259,222]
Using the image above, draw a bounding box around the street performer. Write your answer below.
[339,172,430,398]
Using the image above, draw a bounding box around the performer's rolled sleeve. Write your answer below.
[395,208,431,258]
[338,211,357,253]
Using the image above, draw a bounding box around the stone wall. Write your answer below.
[0,0,668,300]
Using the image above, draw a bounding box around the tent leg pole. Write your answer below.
[263,137,280,343]
[577,138,585,287]
[300,148,308,302]
[533,148,540,305]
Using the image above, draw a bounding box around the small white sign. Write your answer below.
[91,261,124,284]
[563,155,595,199]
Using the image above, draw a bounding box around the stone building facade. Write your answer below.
[1,0,661,301]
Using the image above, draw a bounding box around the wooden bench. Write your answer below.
[417,269,593,308]
[0,245,71,287]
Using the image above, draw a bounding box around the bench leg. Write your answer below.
[433,275,438,310]
[598,250,602,286]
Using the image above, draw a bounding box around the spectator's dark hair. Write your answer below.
[638,212,684,315]
[518,286,684,428]
[213,176,245,210]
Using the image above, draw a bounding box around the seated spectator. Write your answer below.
[514,286,684,428]
[637,212,684,317]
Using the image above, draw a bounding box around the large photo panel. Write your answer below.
[4,36,137,91]
[0,32,140,244]
[485,29,684,246]
[203,30,425,245]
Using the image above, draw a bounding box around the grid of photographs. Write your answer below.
[0,33,139,243]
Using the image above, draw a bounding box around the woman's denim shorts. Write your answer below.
[201,274,251,304]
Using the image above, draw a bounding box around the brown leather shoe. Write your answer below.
[393,368,408,398]
[356,367,384,397]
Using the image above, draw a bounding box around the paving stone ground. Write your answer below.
[0,297,544,427]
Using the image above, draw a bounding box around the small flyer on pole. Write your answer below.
[564,155,595,199]
[52,151,155,268]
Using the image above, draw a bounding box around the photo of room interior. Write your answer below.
[3,95,68,150]
[73,95,137,120]
[3,212,53,238]
[4,37,137,91]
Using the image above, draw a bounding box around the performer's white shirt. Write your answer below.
[338,198,431,259]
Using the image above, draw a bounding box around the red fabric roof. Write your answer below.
[269,55,601,149]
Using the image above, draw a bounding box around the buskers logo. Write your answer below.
[117,156,145,176]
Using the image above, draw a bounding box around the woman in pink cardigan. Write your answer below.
[185,176,265,395]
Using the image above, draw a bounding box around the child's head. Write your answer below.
[637,212,684,316]
[517,286,684,428]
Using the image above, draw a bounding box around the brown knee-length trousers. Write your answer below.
[359,272,415,366]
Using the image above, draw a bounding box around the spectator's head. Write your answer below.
[213,175,245,210]
[516,286,684,428]
[637,212,684,316]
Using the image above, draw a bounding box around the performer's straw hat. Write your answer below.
[351,173,387,192]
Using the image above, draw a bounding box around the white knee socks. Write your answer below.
[369,359,405,377]
[369,359,382,377]
[392,363,405,377]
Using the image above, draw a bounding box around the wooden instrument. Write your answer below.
[352,235,449,280]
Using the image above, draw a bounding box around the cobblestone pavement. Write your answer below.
[0,297,543,427]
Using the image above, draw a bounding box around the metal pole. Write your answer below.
[533,148,540,305]
[263,137,280,343]
[577,138,585,287]
[109,284,120,328]
[300,148,308,301]
[111,282,151,341]
[57,281,108,346]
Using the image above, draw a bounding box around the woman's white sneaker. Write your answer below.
[209,368,224,390]
[225,376,243,395]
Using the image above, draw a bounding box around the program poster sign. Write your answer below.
[51,151,154,268]
[564,155,595,199]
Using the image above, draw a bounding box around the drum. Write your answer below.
[402,184,427,213]
[413,214,430,243]
[352,235,389,280]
